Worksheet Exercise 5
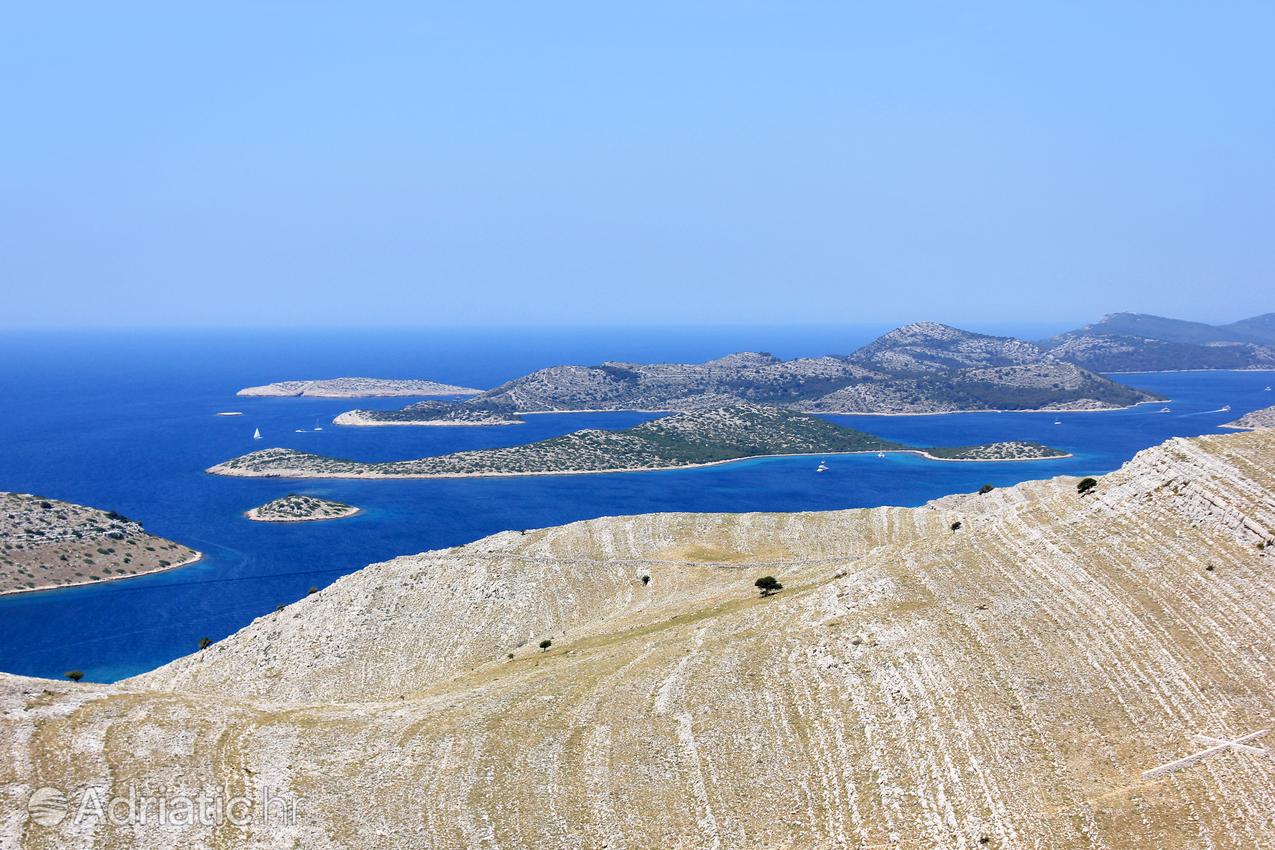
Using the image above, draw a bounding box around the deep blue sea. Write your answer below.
[1,327,1271,682]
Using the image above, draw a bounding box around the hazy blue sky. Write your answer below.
[2,2,1272,328]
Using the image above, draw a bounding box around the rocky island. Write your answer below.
[364,322,1157,421]
[209,404,1068,479]
[333,400,522,426]
[1045,312,1275,372]
[237,377,482,397]
[0,492,199,595]
[1223,402,1275,430]
[8,429,1275,848]
[245,494,360,522]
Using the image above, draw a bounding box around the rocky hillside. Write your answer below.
[459,322,1156,415]
[1223,402,1275,430]
[237,377,481,397]
[5,430,1274,848]
[207,404,1064,478]
[1046,312,1275,371]
[0,493,199,594]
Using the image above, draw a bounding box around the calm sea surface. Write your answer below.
[0,327,1270,681]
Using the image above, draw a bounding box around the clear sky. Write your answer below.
[2,2,1272,329]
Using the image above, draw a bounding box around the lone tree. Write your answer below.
[198,636,212,651]
[978,484,995,495]
[539,639,552,652]
[1077,477,1098,495]
[950,521,963,532]
[755,575,783,597]
[65,670,84,682]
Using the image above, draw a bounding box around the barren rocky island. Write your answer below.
[0,493,199,595]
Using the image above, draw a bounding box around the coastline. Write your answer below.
[1099,367,1275,375]
[209,447,1074,481]
[513,400,1164,417]
[0,550,204,598]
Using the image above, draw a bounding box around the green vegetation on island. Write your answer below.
[208,404,1069,479]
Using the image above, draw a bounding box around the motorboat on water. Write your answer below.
[816,461,828,473]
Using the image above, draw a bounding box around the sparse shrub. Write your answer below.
[275,604,285,613]
[65,670,84,682]
[539,639,552,651]
[307,586,318,595]
[1077,477,1098,495]
[950,521,962,532]
[198,637,212,650]
[641,575,651,585]
[978,484,994,495]
[755,575,783,597]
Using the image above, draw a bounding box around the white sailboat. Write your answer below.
[816,461,828,473]
[253,427,262,440]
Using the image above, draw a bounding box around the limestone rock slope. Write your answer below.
[4,431,1275,849]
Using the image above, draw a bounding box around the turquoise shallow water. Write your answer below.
[0,328,1270,681]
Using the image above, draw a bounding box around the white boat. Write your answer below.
[253,427,262,440]
[1265,386,1271,391]
[1160,407,1172,413]
[295,429,306,433]
[877,452,885,458]
[1220,405,1231,412]
[816,461,828,473]
[1054,419,1061,425]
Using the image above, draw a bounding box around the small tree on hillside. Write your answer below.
[198,637,212,651]
[539,639,552,652]
[1077,477,1098,495]
[978,484,994,495]
[755,575,783,597]
[65,670,84,682]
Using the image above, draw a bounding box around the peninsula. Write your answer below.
[9,429,1275,848]
[0,492,200,595]
[245,494,360,522]
[237,377,482,398]
[333,400,522,426]
[208,404,1068,479]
